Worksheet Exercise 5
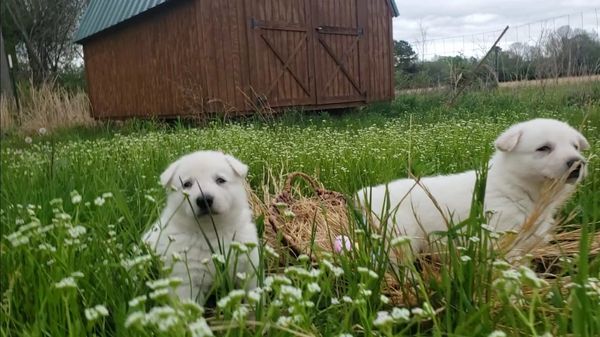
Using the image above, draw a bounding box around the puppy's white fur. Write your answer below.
[357,118,589,259]
[143,151,259,303]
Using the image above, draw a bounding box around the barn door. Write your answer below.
[311,0,367,104]
[246,0,316,108]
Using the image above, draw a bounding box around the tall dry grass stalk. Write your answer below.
[1,95,17,132]
[2,84,95,134]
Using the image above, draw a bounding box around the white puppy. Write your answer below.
[357,118,589,259]
[143,151,259,303]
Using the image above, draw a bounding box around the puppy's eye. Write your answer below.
[574,144,579,150]
[215,177,227,185]
[536,145,552,152]
[182,180,193,189]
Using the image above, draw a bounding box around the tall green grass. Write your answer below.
[1,83,599,336]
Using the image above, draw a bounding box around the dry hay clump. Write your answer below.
[266,172,349,257]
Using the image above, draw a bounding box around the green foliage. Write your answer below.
[1,83,600,336]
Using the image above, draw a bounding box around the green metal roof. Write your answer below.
[75,0,170,42]
[75,0,398,43]
[389,0,399,17]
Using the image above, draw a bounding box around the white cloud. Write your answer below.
[392,0,600,59]
[463,14,498,25]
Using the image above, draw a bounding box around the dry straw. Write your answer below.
[266,172,349,258]
[0,84,95,134]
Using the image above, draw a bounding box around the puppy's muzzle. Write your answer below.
[195,195,214,215]
[566,158,585,182]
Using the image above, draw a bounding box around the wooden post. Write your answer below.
[448,25,509,106]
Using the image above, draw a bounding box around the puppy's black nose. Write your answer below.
[196,195,214,211]
[566,158,582,179]
[566,159,579,169]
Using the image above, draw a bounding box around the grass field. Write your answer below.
[1,83,599,337]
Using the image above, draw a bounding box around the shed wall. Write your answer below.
[83,0,394,119]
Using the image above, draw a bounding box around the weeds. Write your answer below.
[1,83,599,336]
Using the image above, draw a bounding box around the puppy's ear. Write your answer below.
[577,133,590,151]
[495,127,523,152]
[224,154,248,178]
[160,160,180,188]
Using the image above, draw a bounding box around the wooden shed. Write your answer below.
[75,0,399,119]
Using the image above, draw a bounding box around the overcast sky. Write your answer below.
[392,1,600,59]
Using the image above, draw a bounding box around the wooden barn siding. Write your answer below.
[84,0,250,118]
[312,0,366,104]
[83,0,394,118]
[245,0,316,107]
[366,0,394,102]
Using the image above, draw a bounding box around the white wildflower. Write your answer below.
[38,243,57,252]
[85,304,109,321]
[519,266,548,288]
[283,210,295,219]
[146,277,182,289]
[55,277,77,289]
[359,288,372,297]
[391,307,410,321]
[391,236,411,246]
[121,254,152,270]
[149,288,170,299]
[68,225,87,238]
[307,282,321,294]
[322,260,344,277]
[281,285,302,301]
[189,318,213,337]
[373,311,394,327]
[71,194,82,204]
[230,241,248,253]
[128,295,147,307]
[488,330,507,337]
[211,253,226,264]
[276,315,292,327]
[6,231,29,247]
[248,289,262,303]
[411,307,425,317]
[480,224,493,232]
[94,197,105,207]
[232,306,249,322]
[158,315,179,332]
[264,245,279,258]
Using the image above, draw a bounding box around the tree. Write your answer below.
[2,0,87,84]
[1,25,15,98]
[393,40,418,73]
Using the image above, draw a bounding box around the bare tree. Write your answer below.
[3,0,86,84]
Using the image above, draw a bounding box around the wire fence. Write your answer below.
[397,9,600,90]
